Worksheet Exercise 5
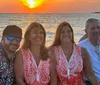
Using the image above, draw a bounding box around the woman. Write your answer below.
[49,21,99,85]
[14,22,57,85]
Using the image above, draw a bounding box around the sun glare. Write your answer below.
[29,0,35,8]
[20,0,44,8]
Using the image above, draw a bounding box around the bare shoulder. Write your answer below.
[48,48,55,59]
[81,47,88,54]
[81,47,89,59]
[48,46,55,57]
[14,49,24,72]
[47,46,56,63]
[48,46,54,52]
[14,49,23,62]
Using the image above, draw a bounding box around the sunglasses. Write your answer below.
[7,36,22,42]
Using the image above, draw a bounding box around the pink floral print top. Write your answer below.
[21,49,50,85]
[54,44,84,85]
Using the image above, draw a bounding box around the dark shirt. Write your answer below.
[0,43,15,85]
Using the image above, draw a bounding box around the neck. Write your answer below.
[29,44,41,57]
[89,38,98,46]
[61,42,73,50]
[61,42,73,60]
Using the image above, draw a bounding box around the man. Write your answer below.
[0,25,22,85]
[79,18,100,85]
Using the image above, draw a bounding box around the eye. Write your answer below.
[67,30,71,33]
[90,27,95,30]
[40,31,44,34]
[97,26,100,29]
[61,30,65,33]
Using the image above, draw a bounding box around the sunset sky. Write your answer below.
[0,0,100,13]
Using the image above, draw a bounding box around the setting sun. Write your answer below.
[20,0,44,8]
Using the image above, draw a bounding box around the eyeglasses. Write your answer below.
[7,36,22,42]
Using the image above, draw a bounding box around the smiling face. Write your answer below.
[52,22,74,46]
[23,22,46,49]
[29,27,45,45]
[60,25,73,44]
[85,21,100,45]
[2,36,20,53]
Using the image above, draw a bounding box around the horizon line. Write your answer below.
[0,12,94,14]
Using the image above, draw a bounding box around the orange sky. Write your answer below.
[0,0,100,13]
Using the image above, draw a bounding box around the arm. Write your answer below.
[14,50,26,85]
[48,47,57,85]
[81,47,99,85]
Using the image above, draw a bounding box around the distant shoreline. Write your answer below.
[93,12,100,13]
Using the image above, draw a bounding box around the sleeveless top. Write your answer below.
[79,38,100,82]
[54,44,84,85]
[21,49,50,85]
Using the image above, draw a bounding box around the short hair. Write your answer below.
[85,18,99,29]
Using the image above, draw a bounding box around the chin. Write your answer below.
[10,48,18,52]
[62,42,71,44]
[10,50,16,53]
[37,44,43,46]
[63,40,71,43]
[35,42,43,45]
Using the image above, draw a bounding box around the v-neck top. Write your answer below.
[60,45,75,62]
[21,49,50,85]
[54,44,84,85]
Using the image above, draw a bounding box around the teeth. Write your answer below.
[37,39,41,40]
[94,32,99,35]
[63,36,70,38]
[94,33,100,35]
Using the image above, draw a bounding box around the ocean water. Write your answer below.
[0,13,100,46]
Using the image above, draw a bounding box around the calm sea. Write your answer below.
[0,13,100,46]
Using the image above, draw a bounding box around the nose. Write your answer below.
[36,34,42,39]
[94,27,99,32]
[64,32,69,36]
[36,33,43,36]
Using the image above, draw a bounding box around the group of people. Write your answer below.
[0,18,100,85]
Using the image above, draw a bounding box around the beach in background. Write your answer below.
[0,13,100,46]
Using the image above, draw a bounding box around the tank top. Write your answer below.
[21,49,50,85]
[54,44,84,85]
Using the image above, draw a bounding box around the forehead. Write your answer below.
[31,27,44,32]
[5,34,22,38]
[88,21,100,28]
[62,25,71,31]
